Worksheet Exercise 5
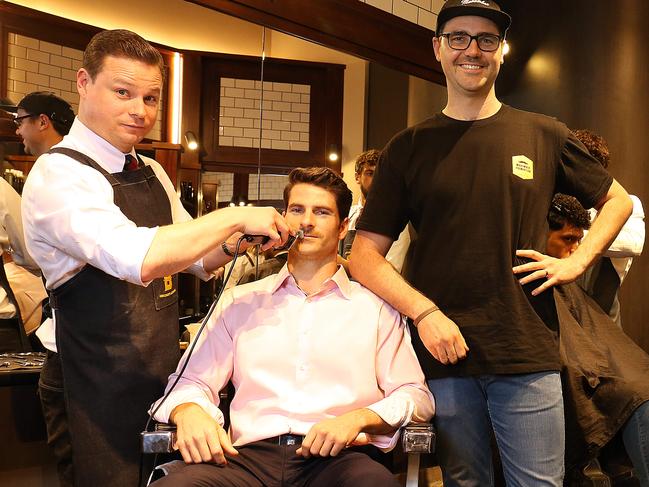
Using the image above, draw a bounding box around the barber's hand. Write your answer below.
[513,249,587,296]
[417,310,469,365]
[238,207,291,251]
[296,411,365,458]
[171,403,238,465]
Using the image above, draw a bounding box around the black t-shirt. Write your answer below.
[357,104,613,379]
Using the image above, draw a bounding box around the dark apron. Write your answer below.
[47,148,180,486]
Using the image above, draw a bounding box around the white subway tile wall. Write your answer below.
[202,171,287,204]
[203,171,234,203]
[248,173,289,202]
[219,78,310,152]
[359,0,444,31]
[6,33,164,141]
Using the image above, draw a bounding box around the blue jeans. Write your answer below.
[623,400,649,486]
[427,372,565,487]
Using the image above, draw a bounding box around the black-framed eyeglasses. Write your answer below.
[440,32,503,52]
[13,114,36,128]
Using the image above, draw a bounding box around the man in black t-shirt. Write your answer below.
[349,1,633,486]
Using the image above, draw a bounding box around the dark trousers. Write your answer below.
[152,439,400,487]
[38,351,73,487]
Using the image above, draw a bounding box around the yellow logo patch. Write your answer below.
[163,275,173,292]
[512,155,534,180]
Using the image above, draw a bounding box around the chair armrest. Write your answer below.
[141,422,177,454]
[401,422,435,454]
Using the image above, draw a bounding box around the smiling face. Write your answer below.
[14,108,41,155]
[77,55,161,153]
[284,183,348,262]
[433,15,503,99]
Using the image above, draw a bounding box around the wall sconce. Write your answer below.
[185,131,199,151]
[328,144,339,162]
[229,196,252,207]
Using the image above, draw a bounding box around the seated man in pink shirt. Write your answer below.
[150,167,434,486]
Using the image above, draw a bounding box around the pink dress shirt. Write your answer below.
[152,264,434,450]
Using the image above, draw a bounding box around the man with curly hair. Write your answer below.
[341,150,411,272]
[546,193,592,259]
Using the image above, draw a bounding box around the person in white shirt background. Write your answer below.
[341,149,411,273]
[150,166,433,487]
[21,29,290,487]
[571,129,645,327]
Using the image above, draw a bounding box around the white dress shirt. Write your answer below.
[152,264,434,451]
[22,118,209,351]
[586,194,645,283]
[0,177,44,323]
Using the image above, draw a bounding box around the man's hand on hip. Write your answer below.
[513,249,587,296]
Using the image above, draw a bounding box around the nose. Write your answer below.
[569,242,580,255]
[300,210,315,230]
[464,37,481,57]
[129,97,146,118]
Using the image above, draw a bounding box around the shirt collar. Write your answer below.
[270,263,353,300]
[63,117,136,173]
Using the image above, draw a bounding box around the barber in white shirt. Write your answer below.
[21,29,289,487]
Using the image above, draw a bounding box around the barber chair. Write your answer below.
[142,384,435,486]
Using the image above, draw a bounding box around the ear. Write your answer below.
[433,37,442,62]
[77,68,91,96]
[354,172,361,184]
[338,217,349,241]
[38,114,49,131]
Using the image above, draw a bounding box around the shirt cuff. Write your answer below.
[151,389,224,427]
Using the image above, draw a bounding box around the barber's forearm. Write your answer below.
[350,232,435,320]
[141,208,241,282]
[572,180,632,270]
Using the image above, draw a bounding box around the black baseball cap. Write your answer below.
[436,0,512,37]
[17,91,74,134]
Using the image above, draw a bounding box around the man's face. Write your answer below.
[432,15,503,98]
[14,108,41,156]
[356,163,375,199]
[77,55,161,153]
[546,223,584,259]
[284,183,348,261]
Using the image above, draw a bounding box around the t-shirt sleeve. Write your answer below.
[555,130,613,209]
[356,131,412,241]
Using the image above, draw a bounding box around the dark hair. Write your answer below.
[283,167,353,220]
[18,91,74,136]
[572,129,610,169]
[354,149,380,177]
[83,29,165,81]
[548,193,591,231]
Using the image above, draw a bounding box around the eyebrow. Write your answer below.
[112,77,162,93]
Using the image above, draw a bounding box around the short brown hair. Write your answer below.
[283,167,353,220]
[572,129,610,169]
[83,29,165,81]
[354,149,380,177]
